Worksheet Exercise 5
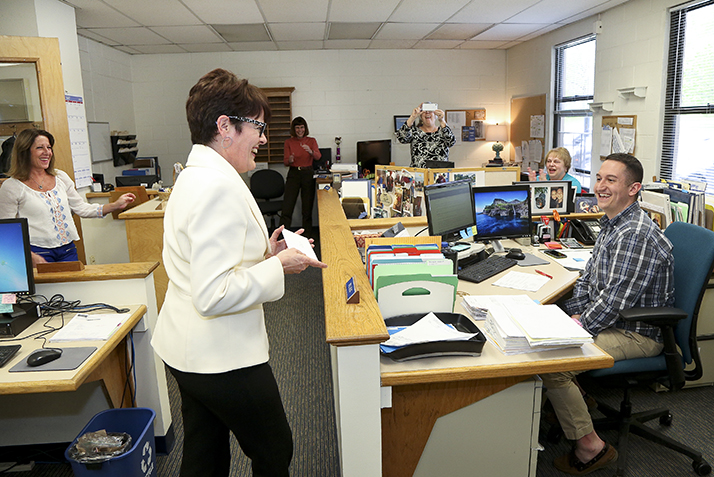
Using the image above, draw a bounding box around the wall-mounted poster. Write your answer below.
[374,166,425,217]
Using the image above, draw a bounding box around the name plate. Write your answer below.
[345,277,360,304]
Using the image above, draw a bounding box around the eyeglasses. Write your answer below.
[227,116,267,137]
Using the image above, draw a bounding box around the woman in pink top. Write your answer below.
[280,117,321,236]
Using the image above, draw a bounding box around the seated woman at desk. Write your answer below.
[396,102,456,168]
[528,147,583,193]
[0,128,135,265]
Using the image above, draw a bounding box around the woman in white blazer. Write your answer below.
[151,68,326,477]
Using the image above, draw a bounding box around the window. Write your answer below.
[553,36,596,191]
[661,0,714,195]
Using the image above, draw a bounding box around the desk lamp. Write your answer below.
[486,124,508,165]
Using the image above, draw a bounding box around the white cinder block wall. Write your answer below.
[507,0,680,185]
[125,48,509,183]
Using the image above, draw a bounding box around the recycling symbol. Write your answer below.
[140,441,153,475]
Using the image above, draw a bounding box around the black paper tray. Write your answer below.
[382,312,486,361]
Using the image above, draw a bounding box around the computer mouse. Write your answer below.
[26,348,62,367]
[506,248,526,260]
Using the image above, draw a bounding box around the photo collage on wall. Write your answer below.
[373,167,425,218]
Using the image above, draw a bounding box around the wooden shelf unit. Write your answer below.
[257,87,294,163]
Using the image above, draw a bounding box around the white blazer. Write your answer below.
[151,145,285,373]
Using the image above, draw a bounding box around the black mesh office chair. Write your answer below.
[250,169,285,233]
[553,222,714,476]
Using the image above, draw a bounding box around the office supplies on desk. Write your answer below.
[9,347,97,373]
[458,255,517,283]
[492,271,550,292]
[26,348,62,367]
[49,313,130,342]
[535,269,553,279]
[377,277,457,319]
[380,312,486,361]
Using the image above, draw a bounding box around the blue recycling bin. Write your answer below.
[65,407,156,477]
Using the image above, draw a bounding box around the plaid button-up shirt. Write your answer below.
[563,201,674,342]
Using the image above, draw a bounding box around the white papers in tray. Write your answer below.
[49,313,130,342]
[382,312,477,348]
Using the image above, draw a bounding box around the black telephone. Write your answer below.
[570,218,600,245]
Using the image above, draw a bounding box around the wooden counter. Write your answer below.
[34,261,159,284]
[119,198,167,310]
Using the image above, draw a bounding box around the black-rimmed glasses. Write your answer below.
[227,116,267,137]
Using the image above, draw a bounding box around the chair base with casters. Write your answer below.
[544,221,714,476]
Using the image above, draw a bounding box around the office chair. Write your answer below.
[250,169,285,233]
[570,222,714,476]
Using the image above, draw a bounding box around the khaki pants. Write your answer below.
[541,328,663,440]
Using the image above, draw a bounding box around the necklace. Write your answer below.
[31,175,45,190]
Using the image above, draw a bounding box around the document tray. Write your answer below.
[382,312,486,361]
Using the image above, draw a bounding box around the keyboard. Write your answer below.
[0,344,21,368]
[458,255,518,283]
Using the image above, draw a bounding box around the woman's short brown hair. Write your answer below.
[544,147,572,171]
[186,68,271,145]
[290,117,309,137]
[9,128,56,181]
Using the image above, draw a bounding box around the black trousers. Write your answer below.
[280,167,315,234]
[168,362,293,477]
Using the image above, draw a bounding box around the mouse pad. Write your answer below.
[9,347,97,373]
[516,253,549,267]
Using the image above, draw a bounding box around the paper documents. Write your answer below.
[282,229,318,261]
[382,312,477,348]
[492,271,550,292]
[461,295,592,355]
[50,313,130,342]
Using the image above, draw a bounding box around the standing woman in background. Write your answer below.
[280,117,320,236]
[151,69,326,477]
[0,128,135,265]
[396,102,456,168]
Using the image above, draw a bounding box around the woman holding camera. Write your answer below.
[396,102,456,168]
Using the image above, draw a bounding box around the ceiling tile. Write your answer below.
[268,23,326,42]
[70,0,140,28]
[85,27,170,45]
[412,39,464,49]
[150,25,223,44]
[258,0,329,23]
[389,0,471,23]
[449,0,538,23]
[507,0,605,24]
[131,44,189,54]
[324,39,372,49]
[275,40,325,50]
[180,43,233,53]
[114,45,143,55]
[102,0,202,26]
[182,0,264,24]
[375,23,439,40]
[472,23,548,41]
[369,39,419,49]
[229,41,279,51]
[328,23,382,40]
[427,23,491,40]
[213,24,271,42]
[77,29,122,46]
[328,0,400,22]
[458,40,511,49]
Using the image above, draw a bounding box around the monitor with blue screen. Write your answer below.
[473,184,532,252]
[0,218,35,296]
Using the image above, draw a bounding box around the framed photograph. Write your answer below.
[514,180,575,215]
[574,193,601,214]
[394,115,409,131]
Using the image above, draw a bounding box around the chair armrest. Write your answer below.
[620,307,688,391]
[619,307,687,327]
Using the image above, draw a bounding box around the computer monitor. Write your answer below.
[472,184,532,252]
[115,174,159,188]
[424,179,476,242]
[357,140,391,177]
[0,218,35,296]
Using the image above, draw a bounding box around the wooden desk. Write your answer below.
[317,188,613,477]
[0,305,146,409]
[119,198,168,310]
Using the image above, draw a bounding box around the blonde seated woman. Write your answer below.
[528,147,583,193]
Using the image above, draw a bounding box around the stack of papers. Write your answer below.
[462,295,592,355]
[380,312,477,354]
[49,313,130,342]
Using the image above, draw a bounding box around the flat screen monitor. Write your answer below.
[473,184,532,251]
[0,218,35,296]
[424,179,476,242]
[115,174,159,188]
[357,140,391,177]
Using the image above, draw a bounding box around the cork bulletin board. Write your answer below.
[510,94,546,159]
[600,115,637,159]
